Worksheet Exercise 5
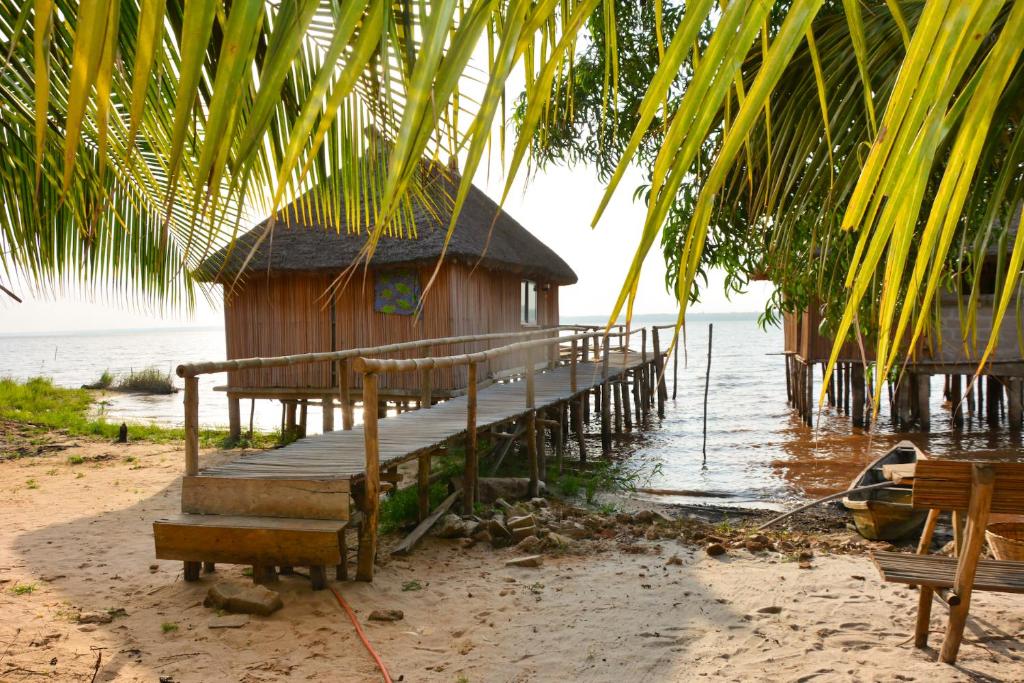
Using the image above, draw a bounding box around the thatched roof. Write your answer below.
[198,172,577,286]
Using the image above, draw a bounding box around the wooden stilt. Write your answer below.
[613,378,623,435]
[417,453,431,522]
[601,337,611,455]
[555,403,565,472]
[203,561,215,574]
[525,346,539,497]
[620,377,632,430]
[285,401,297,437]
[653,328,666,418]
[951,374,964,428]
[298,401,308,437]
[917,374,931,432]
[336,528,348,581]
[337,359,353,430]
[851,363,865,429]
[575,394,587,464]
[1009,378,1022,430]
[309,566,327,591]
[987,376,1001,425]
[228,395,241,441]
[322,395,334,433]
[252,564,278,585]
[356,373,380,582]
[785,355,792,404]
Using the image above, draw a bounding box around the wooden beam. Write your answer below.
[653,327,666,417]
[526,346,539,497]
[356,373,380,582]
[184,376,199,476]
[391,490,461,557]
[570,339,578,392]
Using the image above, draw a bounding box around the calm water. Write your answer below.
[2,316,1022,507]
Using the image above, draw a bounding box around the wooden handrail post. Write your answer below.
[525,345,539,497]
[601,336,611,455]
[641,328,647,364]
[184,376,199,476]
[419,366,433,408]
[337,359,354,430]
[570,339,578,393]
[356,372,380,582]
[581,333,589,362]
[464,363,478,514]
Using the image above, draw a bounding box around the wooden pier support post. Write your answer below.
[613,378,623,434]
[581,336,591,424]
[951,374,964,429]
[298,401,308,438]
[653,327,667,418]
[620,376,632,430]
[285,401,298,437]
[525,346,539,498]
[570,339,578,393]
[601,336,612,455]
[417,453,431,521]
[184,376,199,476]
[632,368,641,419]
[356,372,380,582]
[977,375,985,421]
[322,395,334,433]
[966,374,976,415]
[987,376,1001,425]
[851,363,865,429]
[575,394,587,464]
[785,355,793,404]
[917,374,931,432]
[228,394,241,441]
[463,363,478,515]
[337,359,354,430]
[1009,378,1023,430]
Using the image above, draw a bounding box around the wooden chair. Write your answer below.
[872,460,1024,663]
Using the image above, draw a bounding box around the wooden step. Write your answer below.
[182,476,349,520]
[154,514,348,567]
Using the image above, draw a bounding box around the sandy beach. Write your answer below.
[1,435,1023,683]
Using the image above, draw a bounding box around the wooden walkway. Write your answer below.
[199,351,644,481]
[154,326,671,586]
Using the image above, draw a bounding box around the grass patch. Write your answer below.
[160,622,179,633]
[25,478,38,489]
[0,377,281,449]
[67,455,85,465]
[10,582,36,595]
[115,367,176,394]
[378,453,466,534]
[82,370,114,390]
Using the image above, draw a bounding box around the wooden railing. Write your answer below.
[174,325,651,477]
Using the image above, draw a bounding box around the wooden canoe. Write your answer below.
[842,441,929,541]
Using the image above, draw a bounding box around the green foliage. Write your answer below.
[160,622,179,633]
[25,479,39,490]
[401,580,423,592]
[379,480,450,534]
[0,377,278,449]
[67,455,85,465]
[10,582,36,595]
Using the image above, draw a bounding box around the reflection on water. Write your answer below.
[2,317,1023,505]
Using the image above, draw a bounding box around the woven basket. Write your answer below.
[985,523,1024,561]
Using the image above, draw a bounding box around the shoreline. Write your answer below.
[0,430,1021,681]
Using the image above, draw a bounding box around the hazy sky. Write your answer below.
[0,160,771,334]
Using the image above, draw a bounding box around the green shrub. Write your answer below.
[115,367,176,394]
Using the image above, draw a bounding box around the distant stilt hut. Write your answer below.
[198,172,577,438]
[783,210,1024,432]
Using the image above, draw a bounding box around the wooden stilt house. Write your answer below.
[783,210,1024,431]
[198,172,577,436]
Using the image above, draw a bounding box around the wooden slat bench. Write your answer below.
[871,460,1024,663]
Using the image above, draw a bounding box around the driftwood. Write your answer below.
[390,489,462,557]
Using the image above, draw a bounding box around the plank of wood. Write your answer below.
[882,463,916,482]
[183,476,349,520]
[391,490,462,557]
[912,460,1024,514]
[153,514,346,566]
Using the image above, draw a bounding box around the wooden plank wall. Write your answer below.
[225,273,333,388]
[224,263,562,393]
[783,305,871,363]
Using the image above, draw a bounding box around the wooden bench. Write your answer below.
[872,460,1024,663]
